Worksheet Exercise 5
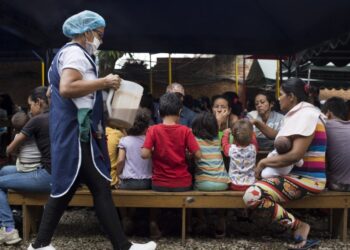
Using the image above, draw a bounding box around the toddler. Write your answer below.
[222,119,257,191]
[261,136,303,178]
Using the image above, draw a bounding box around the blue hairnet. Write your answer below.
[62,10,106,38]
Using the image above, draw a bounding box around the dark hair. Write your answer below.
[255,90,275,105]
[0,94,14,116]
[11,111,29,131]
[308,85,321,108]
[126,108,151,136]
[211,95,231,109]
[274,136,292,154]
[232,119,253,147]
[198,96,211,111]
[281,78,308,103]
[140,93,155,120]
[183,95,194,109]
[30,86,49,105]
[322,97,348,121]
[222,91,243,116]
[159,92,182,117]
[192,112,218,140]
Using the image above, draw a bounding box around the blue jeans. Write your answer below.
[0,165,51,228]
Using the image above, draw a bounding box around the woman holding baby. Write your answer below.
[243,78,326,250]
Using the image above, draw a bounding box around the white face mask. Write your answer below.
[86,35,101,55]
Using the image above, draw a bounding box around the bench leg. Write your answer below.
[22,205,30,242]
[181,207,186,246]
[331,208,348,242]
[22,205,43,241]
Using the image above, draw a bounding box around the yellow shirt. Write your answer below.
[106,127,125,186]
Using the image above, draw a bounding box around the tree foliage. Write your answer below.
[97,50,125,76]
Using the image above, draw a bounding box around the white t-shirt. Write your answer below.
[58,44,96,109]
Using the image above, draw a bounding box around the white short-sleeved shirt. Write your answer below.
[58,44,96,109]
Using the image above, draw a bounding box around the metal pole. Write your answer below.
[276,59,280,98]
[32,50,45,86]
[168,53,172,84]
[242,56,246,109]
[235,56,239,93]
[149,53,153,94]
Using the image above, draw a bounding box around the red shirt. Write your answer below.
[143,124,200,188]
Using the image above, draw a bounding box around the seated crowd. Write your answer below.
[1,79,350,250]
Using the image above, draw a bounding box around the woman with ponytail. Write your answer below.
[243,78,326,249]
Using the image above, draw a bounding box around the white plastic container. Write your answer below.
[106,80,144,129]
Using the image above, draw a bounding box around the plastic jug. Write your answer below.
[106,80,144,129]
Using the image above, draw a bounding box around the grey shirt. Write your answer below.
[326,119,350,185]
[247,110,284,150]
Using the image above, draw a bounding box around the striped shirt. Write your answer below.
[291,118,327,180]
[195,138,231,184]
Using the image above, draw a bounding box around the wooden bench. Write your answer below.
[8,189,349,245]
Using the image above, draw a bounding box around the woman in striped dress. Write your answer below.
[243,78,327,250]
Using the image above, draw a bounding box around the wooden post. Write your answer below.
[41,62,45,86]
[242,56,246,108]
[276,59,280,99]
[181,206,186,245]
[168,54,172,84]
[235,56,239,93]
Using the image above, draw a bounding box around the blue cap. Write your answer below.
[62,10,106,38]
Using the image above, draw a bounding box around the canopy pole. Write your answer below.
[242,56,246,109]
[32,50,45,86]
[276,59,280,98]
[235,56,239,93]
[168,53,172,84]
[149,53,153,94]
[41,62,45,86]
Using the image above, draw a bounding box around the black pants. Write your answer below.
[33,142,131,250]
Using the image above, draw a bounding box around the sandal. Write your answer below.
[288,236,320,250]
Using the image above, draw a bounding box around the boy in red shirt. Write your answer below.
[142,93,201,191]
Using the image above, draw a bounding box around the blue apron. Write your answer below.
[48,43,111,197]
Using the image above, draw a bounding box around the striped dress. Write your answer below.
[285,118,327,193]
[194,137,231,184]
[290,118,327,181]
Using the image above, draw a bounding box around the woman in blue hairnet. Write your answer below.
[28,10,156,250]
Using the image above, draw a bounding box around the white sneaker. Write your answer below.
[0,227,21,245]
[129,241,157,250]
[27,243,56,250]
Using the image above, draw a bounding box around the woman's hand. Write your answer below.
[248,117,257,126]
[215,109,229,128]
[103,74,121,90]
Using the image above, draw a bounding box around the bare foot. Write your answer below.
[288,221,310,249]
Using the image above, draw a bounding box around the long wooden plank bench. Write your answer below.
[8,189,349,245]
